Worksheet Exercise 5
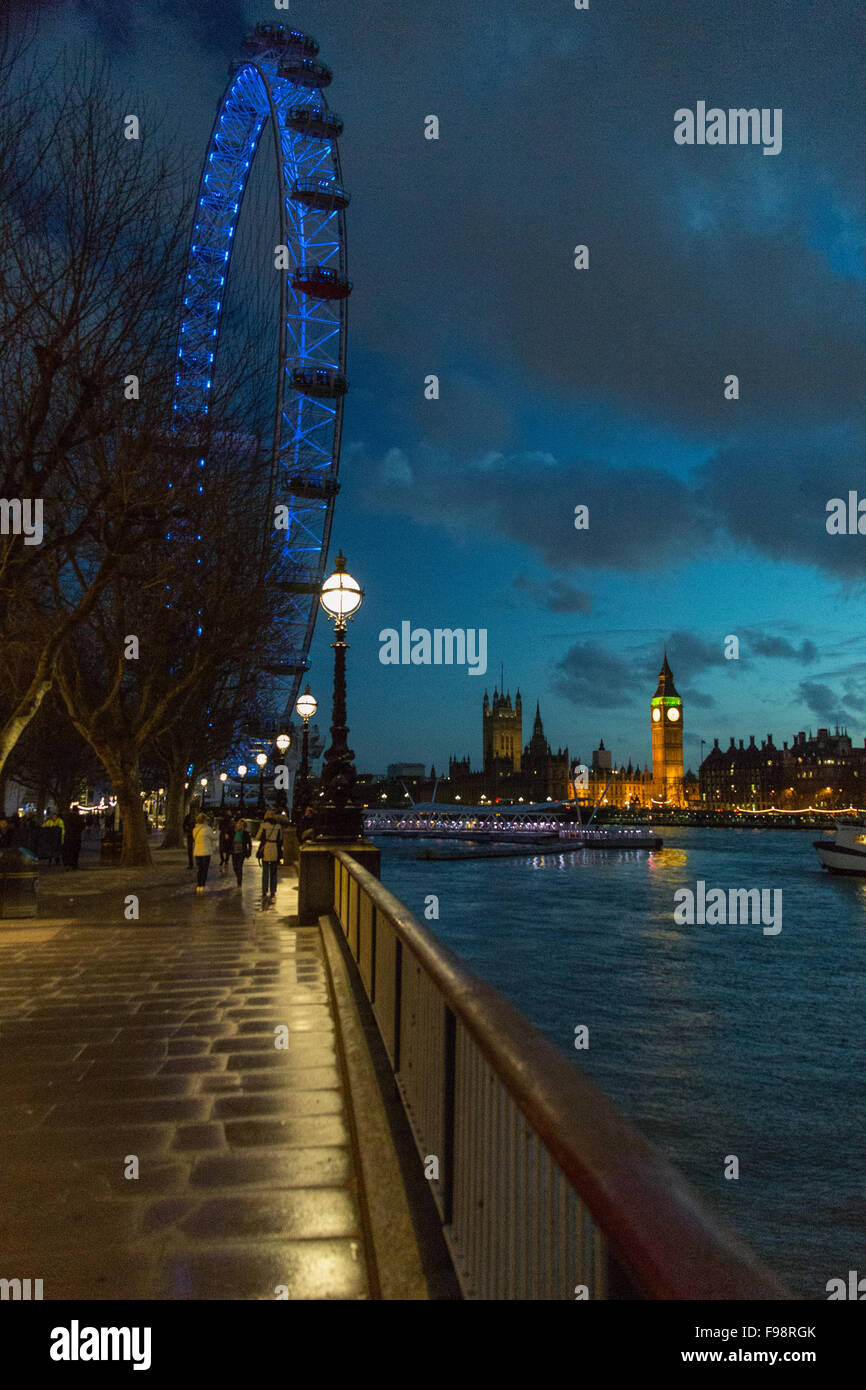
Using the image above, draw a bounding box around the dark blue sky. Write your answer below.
[23,0,866,775]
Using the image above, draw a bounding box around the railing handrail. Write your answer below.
[336,849,791,1300]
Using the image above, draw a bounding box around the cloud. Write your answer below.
[696,426,866,583]
[378,448,413,486]
[361,446,711,573]
[514,574,593,614]
[798,681,846,723]
[648,629,722,680]
[553,643,636,708]
[746,633,819,664]
[680,687,715,709]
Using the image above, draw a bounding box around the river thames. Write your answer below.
[376,826,866,1297]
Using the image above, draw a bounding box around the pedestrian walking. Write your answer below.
[43,810,64,864]
[231,814,252,888]
[255,810,282,902]
[218,813,234,873]
[61,806,83,869]
[192,813,217,894]
[182,810,195,869]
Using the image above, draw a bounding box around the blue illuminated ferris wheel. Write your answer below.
[172,22,351,712]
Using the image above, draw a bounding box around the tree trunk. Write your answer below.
[114,770,152,866]
[0,665,54,783]
[160,762,187,849]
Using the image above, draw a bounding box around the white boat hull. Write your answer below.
[814,840,866,875]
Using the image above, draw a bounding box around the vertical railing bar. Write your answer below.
[468,1037,479,1293]
[574,1188,584,1300]
[393,935,402,1073]
[559,1170,569,1302]
[442,1004,455,1224]
[545,1149,555,1299]
[491,1079,500,1298]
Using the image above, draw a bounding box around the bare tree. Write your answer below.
[0,49,191,775]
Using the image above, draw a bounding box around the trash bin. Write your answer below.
[0,847,39,919]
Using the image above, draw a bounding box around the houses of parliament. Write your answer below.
[444,655,693,807]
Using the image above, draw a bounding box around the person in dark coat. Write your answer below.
[62,807,84,869]
[230,815,252,888]
[182,811,195,869]
[218,814,234,874]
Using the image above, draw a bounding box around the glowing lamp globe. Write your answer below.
[256,753,268,769]
[320,551,363,622]
[220,772,228,783]
[296,687,318,722]
[276,734,290,755]
[237,764,247,779]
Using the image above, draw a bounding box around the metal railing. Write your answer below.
[332,850,791,1301]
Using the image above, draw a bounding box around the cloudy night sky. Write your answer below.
[14,0,866,776]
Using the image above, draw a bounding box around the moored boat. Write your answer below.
[813,819,866,874]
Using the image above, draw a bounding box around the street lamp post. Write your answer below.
[293,685,318,827]
[237,764,247,814]
[219,772,228,810]
[275,733,290,811]
[256,753,268,816]
[200,777,208,811]
[317,552,364,839]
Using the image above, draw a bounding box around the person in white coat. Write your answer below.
[192,813,217,894]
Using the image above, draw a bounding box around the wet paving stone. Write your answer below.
[160,1055,227,1074]
[157,1241,367,1299]
[50,1097,211,1127]
[224,1116,348,1149]
[241,1066,341,1092]
[177,1189,360,1241]
[213,1091,343,1120]
[190,1148,353,1190]
[212,1034,284,1052]
[0,866,371,1298]
[171,1123,227,1152]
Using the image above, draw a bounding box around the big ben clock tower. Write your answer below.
[651,651,684,804]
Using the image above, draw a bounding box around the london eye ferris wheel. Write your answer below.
[172,22,351,722]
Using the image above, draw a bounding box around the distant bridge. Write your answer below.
[362,804,661,848]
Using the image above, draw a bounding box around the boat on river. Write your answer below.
[363,802,662,851]
[813,819,866,874]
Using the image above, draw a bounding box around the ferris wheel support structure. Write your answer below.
[171,22,351,714]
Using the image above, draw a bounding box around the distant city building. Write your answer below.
[439,655,692,807]
[483,687,522,773]
[700,726,866,809]
[650,652,684,802]
[592,739,612,773]
[448,692,569,801]
[386,762,427,780]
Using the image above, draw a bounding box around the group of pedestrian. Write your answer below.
[0,807,84,867]
[186,809,286,903]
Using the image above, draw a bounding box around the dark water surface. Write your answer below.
[376,827,866,1297]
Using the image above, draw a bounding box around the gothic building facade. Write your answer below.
[448,688,570,802]
[443,655,691,808]
[699,726,866,809]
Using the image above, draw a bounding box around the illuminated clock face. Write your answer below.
[652,708,661,722]
[667,707,680,722]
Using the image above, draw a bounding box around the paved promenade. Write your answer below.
[0,840,372,1299]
